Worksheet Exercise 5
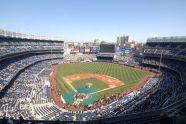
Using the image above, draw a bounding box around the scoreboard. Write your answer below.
[100,44,115,53]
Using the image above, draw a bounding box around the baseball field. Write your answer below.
[54,62,152,106]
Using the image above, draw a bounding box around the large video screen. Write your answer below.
[100,44,115,53]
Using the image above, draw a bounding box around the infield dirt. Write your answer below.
[63,73,124,89]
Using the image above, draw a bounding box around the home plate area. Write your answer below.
[62,73,124,105]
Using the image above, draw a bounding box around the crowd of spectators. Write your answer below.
[0,37,186,122]
[0,59,69,119]
[0,37,64,57]
[0,54,63,92]
[63,54,96,62]
[144,42,186,60]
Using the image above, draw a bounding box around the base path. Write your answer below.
[89,87,112,95]
[64,79,77,92]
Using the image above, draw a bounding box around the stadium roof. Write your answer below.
[0,29,64,42]
[147,36,186,43]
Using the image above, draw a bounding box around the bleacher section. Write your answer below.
[144,37,186,61]
[0,37,64,62]
[0,35,186,123]
[0,34,64,120]
[135,37,186,118]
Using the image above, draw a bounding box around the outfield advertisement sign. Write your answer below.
[116,47,135,53]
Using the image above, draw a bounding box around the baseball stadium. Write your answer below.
[0,30,186,124]
[0,0,186,122]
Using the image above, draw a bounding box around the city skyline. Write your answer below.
[0,0,186,42]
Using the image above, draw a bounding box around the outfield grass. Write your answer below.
[71,78,109,93]
[56,62,150,99]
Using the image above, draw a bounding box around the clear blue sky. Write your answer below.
[0,0,186,42]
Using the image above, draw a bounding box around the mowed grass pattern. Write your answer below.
[56,62,149,98]
[71,78,109,93]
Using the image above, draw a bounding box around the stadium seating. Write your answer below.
[0,37,63,58]
[0,35,186,123]
[144,41,186,61]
